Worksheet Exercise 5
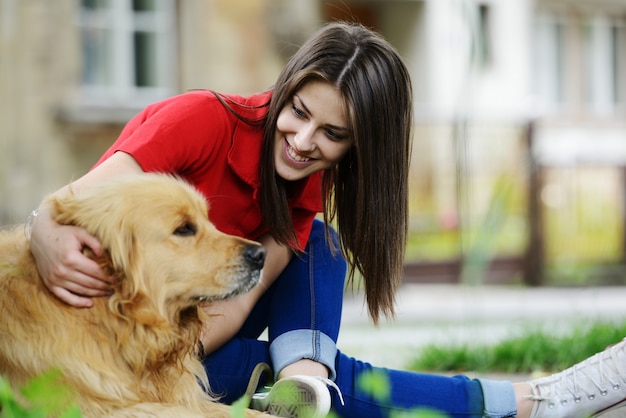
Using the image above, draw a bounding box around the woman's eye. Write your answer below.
[174,222,197,236]
[291,103,306,119]
[325,129,346,141]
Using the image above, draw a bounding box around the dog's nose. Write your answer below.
[244,245,266,270]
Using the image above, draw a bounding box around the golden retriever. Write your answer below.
[0,174,273,417]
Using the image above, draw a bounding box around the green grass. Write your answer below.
[408,320,626,374]
[0,369,81,418]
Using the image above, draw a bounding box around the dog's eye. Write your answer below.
[173,222,197,237]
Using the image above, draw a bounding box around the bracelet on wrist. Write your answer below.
[24,209,40,241]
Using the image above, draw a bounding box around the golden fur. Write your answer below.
[0,174,271,417]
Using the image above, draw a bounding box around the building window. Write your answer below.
[475,3,493,69]
[534,11,626,117]
[584,17,626,114]
[612,23,626,108]
[533,15,567,113]
[79,0,176,106]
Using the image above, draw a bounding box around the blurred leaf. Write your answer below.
[1,370,83,418]
[1,375,32,418]
[392,409,449,418]
[230,395,249,418]
[356,370,390,403]
[19,369,76,417]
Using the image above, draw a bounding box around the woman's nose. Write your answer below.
[293,123,316,152]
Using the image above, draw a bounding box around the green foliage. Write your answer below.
[0,370,82,418]
[355,370,449,418]
[357,370,391,404]
[409,320,626,374]
[229,395,250,418]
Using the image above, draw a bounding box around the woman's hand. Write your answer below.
[28,151,144,308]
[29,206,115,307]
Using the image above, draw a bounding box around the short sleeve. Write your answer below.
[94,91,235,175]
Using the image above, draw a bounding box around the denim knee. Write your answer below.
[270,329,338,380]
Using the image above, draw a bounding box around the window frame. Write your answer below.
[77,0,177,109]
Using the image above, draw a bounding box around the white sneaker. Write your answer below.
[527,338,626,418]
[249,375,336,418]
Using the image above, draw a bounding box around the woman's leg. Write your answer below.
[202,337,272,404]
[202,329,626,418]
[232,221,345,340]
[210,220,346,383]
[201,341,513,417]
[331,351,515,418]
[266,220,347,380]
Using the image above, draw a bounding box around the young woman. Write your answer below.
[28,21,626,418]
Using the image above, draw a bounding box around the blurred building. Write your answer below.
[0,0,319,222]
[1,0,625,283]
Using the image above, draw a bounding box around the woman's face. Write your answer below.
[274,80,353,182]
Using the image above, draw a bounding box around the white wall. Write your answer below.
[421,0,533,121]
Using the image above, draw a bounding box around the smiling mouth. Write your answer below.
[285,141,312,163]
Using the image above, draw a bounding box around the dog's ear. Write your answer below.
[48,190,147,306]
[106,229,151,311]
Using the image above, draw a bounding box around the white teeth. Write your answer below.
[287,144,311,162]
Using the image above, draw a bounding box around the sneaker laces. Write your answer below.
[528,338,626,405]
[245,362,274,401]
[244,363,345,406]
[312,376,345,406]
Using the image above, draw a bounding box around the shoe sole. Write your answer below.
[595,399,626,417]
[252,376,330,418]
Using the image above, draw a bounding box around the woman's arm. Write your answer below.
[29,152,144,307]
[32,150,292,350]
[31,150,289,352]
[199,234,292,355]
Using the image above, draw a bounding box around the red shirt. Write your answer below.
[95,90,323,249]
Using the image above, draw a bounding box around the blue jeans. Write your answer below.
[202,220,516,418]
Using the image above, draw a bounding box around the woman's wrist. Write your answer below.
[24,208,40,240]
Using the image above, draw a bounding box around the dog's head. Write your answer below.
[48,173,265,324]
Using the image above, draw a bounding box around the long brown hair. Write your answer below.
[260,22,413,324]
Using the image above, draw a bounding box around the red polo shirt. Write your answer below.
[95,90,323,249]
